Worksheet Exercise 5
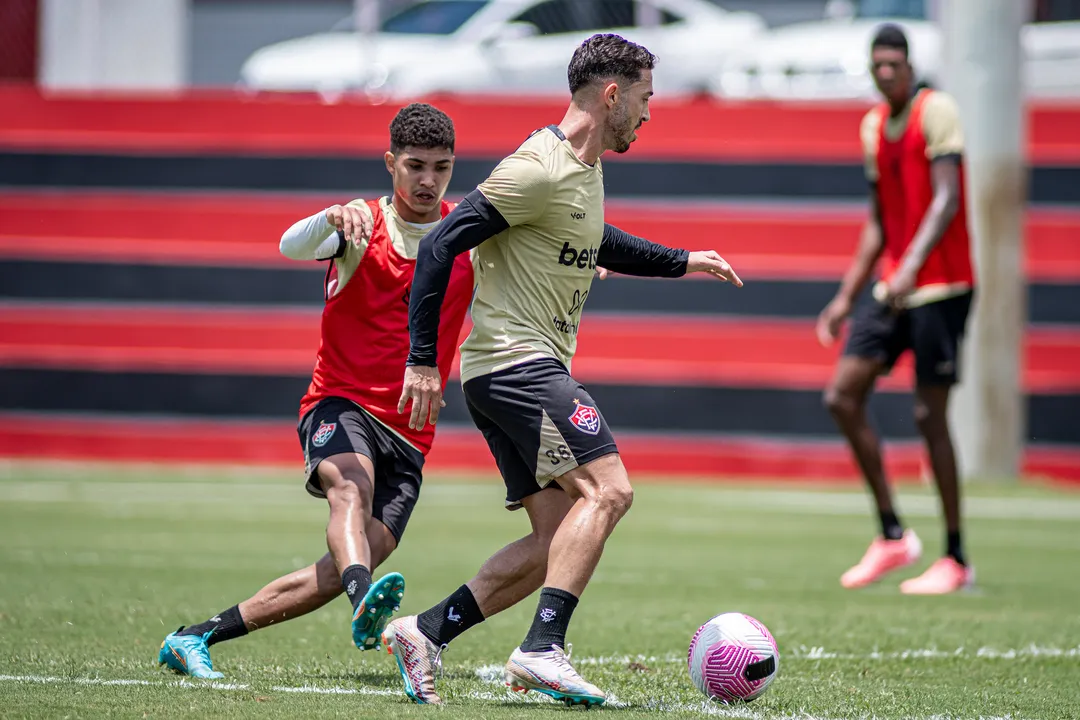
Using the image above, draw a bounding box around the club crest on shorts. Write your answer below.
[311,421,337,447]
[568,399,601,436]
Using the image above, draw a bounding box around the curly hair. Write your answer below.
[567,33,657,96]
[389,103,455,154]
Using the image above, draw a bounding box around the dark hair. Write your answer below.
[389,103,455,154]
[567,33,657,95]
[871,23,909,57]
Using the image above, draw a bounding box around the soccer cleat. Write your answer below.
[381,615,444,705]
[352,571,405,650]
[900,557,975,595]
[504,645,606,708]
[158,628,224,679]
[840,529,922,589]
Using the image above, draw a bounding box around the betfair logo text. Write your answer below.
[558,242,598,270]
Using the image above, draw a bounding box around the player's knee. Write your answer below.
[599,480,634,519]
[326,474,372,511]
[913,401,947,437]
[823,386,858,420]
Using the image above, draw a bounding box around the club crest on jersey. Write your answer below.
[311,421,337,447]
[568,400,601,436]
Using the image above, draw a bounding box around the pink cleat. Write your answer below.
[840,530,922,589]
[900,557,974,595]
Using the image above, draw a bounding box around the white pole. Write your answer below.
[941,0,1027,481]
[354,0,380,33]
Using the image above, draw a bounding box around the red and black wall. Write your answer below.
[1,87,1078,481]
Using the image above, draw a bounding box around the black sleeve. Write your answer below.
[597,223,689,278]
[406,189,509,367]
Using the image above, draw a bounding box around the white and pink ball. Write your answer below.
[687,613,779,703]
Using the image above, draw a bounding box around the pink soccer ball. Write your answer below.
[687,612,779,703]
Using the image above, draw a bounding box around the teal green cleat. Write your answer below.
[158,628,224,679]
[352,572,405,650]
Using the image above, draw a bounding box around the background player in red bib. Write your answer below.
[158,103,475,677]
[816,24,975,595]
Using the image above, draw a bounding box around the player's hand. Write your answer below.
[326,204,372,247]
[816,296,852,347]
[881,267,917,310]
[686,250,743,287]
[595,266,609,280]
[398,365,445,431]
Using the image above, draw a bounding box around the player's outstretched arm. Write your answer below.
[598,223,743,286]
[279,204,372,261]
[400,190,508,430]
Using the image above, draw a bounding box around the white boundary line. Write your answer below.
[0,661,1046,720]
[3,481,1080,521]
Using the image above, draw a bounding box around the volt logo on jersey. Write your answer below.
[311,421,337,447]
[568,400,601,436]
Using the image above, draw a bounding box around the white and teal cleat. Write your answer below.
[380,615,445,705]
[504,645,606,708]
[351,571,405,650]
[158,629,224,679]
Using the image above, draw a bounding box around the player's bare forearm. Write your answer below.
[834,192,885,304]
[898,157,961,275]
[837,219,884,304]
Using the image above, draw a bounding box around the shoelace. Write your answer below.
[550,643,580,677]
[433,643,448,677]
[189,634,215,671]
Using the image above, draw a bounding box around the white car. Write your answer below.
[238,0,766,99]
[711,0,1080,101]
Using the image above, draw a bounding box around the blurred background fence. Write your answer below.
[1,0,1078,482]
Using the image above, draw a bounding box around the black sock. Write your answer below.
[342,564,372,611]
[947,531,966,566]
[520,587,578,653]
[880,511,904,541]
[416,584,485,647]
[177,605,248,647]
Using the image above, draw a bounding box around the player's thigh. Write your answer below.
[464,383,546,511]
[367,426,425,549]
[464,359,619,509]
[909,292,973,386]
[298,397,377,501]
[841,298,910,380]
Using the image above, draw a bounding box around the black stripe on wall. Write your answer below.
[2,151,1078,203]
[2,368,1077,445]
[4,259,1079,325]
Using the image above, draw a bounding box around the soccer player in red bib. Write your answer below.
[158,103,475,677]
[817,25,975,595]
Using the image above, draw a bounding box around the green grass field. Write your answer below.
[1,461,1078,719]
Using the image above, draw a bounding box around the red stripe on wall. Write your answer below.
[2,192,1078,281]
[3,305,1078,392]
[1,87,1079,163]
[0,412,1076,482]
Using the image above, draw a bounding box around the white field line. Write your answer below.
[0,672,1033,720]
[484,644,1080,668]
[3,481,1080,521]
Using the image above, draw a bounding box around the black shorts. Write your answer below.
[463,358,619,510]
[843,291,973,385]
[297,397,424,543]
